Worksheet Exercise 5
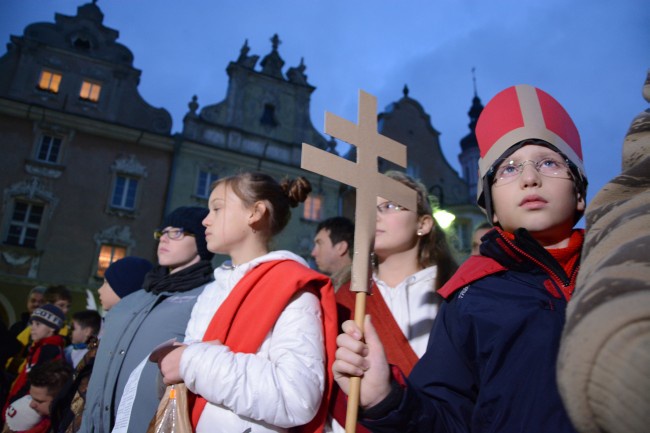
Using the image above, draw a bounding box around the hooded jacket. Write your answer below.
[362,228,582,433]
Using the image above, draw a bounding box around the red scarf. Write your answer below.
[190,260,338,433]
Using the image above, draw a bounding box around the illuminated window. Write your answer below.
[5,201,44,248]
[303,195,323,221]
[196,170,218,199]
[80,80,101,102]
[96,244,126,278]
[37,70,62,93]
[111,176,138,210]
[36,135,62,163]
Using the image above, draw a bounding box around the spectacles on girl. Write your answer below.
[377,201,408,214]
[153,228,195,241]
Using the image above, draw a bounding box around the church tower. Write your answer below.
[458,70,484,201]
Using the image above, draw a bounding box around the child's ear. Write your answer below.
[248,201,267,225]
[418,215,434,236]
[576,193,586,212]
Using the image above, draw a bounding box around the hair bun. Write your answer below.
[281,176,312,208]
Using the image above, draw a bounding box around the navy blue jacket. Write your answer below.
[362,228,581,433]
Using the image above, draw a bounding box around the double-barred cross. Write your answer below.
[302,90,416,295]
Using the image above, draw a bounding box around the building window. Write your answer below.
[37,70,62,93]
[196,171,219,199]
[80,80,101,102]
[260,104,278,127]
[4,201,44,248]
[35,135,62,163]
[111,176,138,210]
[303,195,323,221]
[96,244,126,278]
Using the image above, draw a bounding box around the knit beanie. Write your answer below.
[30,303,65,331]
[104,256,154,298]
[475,84,588,222]
[160,206,213,261]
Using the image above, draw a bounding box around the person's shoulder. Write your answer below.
[438,255,506,299]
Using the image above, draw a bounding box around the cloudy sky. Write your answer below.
[1,0,648,207]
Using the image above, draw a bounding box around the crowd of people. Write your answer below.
[0,81,644,433]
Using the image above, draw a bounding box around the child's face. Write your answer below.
[156,225,200,273]
[98,280,120,311]
[203,183,259,262]
[29,385,54,416]
[374,197,429,260]
[53,299,70,316]
[71,320,90,344]
[30,320,55,342]
[491,144,585,247]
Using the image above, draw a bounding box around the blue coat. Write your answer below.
[363,228,581,433]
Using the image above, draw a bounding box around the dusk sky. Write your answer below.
[1,0,648,209]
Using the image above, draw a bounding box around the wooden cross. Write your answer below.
[301,89,416,433]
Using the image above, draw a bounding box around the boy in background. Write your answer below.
[64,311,101,369]
[3,305,66,426]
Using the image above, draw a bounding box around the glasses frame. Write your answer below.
[153,228,195,241]
[491,157,574,186]
[376,201,408,214]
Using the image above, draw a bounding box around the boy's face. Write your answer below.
[30,320,56,342]
[29,385,53,417]
[98,279,120,311]
[491,144,585,247]
[27,292,45,314]
[71,320,91,344]
[53,299,70,316]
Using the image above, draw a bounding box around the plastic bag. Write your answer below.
[147,384,193,433]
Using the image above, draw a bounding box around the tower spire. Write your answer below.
[472,67,477,97]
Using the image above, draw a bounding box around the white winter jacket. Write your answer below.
[181,251,326,433]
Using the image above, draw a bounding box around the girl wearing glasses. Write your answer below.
[82,206,214,433]
[158,172,338,433]
[330,170,457,432]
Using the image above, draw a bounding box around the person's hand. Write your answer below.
[332,315,392,409]
[158,343,187,385]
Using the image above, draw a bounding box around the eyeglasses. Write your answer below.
[153,228,195,241]
[492,157,573,185]
[377,201,408,214]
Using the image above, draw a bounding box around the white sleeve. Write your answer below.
[180,291,325,428]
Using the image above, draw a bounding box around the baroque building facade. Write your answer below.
[0,3,174,322]
[0,2,486,323]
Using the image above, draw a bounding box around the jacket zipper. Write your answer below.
[498,233,576,301]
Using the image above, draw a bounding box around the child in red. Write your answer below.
[3,304,66,424]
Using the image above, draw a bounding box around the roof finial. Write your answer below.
[403,84,409,98]
[271,34,281,51]
[472,67,477,97]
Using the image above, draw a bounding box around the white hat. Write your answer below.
[4,394,43,431]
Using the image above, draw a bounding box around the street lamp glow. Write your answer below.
[433,209,456,229]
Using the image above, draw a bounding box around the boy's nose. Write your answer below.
[519,163,541,186]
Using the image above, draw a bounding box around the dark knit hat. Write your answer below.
[30,304,65,331]
[160,206,213,261]
[105,256,154,299]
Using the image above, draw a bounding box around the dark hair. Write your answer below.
[474,222,492,232]
[28,360,72,396]
[44,285,72,303]
[316,217,355,257]
[384,171,458,290]
[72,310,102,337]
[211,172,312,237]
